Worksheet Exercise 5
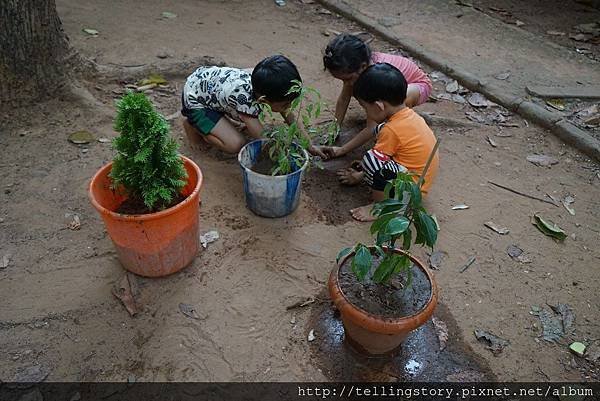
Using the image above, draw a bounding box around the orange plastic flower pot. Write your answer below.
[89,156,203,277]
[328,248,438,355]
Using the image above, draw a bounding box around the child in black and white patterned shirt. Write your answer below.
[182,55,326,157]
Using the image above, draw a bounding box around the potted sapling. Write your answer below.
[238,81,338,217]
[89,92,203,277]
[329,167,439,355]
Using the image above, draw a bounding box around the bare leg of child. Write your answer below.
[350,190,384,222]
[183,118,246,154]
[337,168,364,186]
[183,120,209,151]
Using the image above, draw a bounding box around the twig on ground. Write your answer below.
[459,256,476,273]
[536,367,550,380]
[286,297,316,310]
[488,181,559,207]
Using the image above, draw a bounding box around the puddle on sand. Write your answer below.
[308,299,495,382]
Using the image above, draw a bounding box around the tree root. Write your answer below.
[94,55,225,82]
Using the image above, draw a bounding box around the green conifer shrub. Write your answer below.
[110,92,187,211]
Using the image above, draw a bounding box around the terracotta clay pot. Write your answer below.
[328,248,438,355]
[89,156,202,277]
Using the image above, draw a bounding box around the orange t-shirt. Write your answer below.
[373,108,439,194]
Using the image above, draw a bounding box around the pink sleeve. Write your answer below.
[372,52,431,87]
[372,52,432,105]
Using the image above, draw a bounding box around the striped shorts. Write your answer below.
[361,148,407,191]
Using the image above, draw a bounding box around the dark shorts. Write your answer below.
[181,96,222,135]
[361,149,407,191]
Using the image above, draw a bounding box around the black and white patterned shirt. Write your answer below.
[183,66,260,121]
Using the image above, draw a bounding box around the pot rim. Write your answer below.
[238,138,309,180]
[330,246,438,333]
[88,155,203,222]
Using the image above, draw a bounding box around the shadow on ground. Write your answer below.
[309,295,495,381]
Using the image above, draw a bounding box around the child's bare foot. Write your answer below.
[337,168,364,186]
[350,204,377,222]
[183,120,211,151]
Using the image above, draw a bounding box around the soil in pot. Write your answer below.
[251,149,278,175]
[250,143,304,176]
[338,256,431,318]
[115,193,187,215]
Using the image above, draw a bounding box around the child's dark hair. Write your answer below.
[353,63,407,106]
[323,34,371,74]
[252,55,302,102]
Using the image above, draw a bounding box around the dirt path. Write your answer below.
[1,0,599,383]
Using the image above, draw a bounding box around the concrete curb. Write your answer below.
[316,0,600,162]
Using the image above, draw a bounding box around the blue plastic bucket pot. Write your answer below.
[238,139,309,218]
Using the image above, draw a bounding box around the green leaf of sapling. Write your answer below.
[351,245,372,281]
[384,216,410,236]
[336,247,353,265]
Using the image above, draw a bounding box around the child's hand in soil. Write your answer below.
[308,144,328,159]
[337,167,364,186]
[320,146,345,159]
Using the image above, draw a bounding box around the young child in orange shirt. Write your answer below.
[324,63,439,221]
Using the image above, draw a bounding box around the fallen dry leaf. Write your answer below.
[494,71,511,80]
[112,275,137,316]
[563,195,575,216]
[569,33,589,42]
[432,317,449,351]
[474,329,509,355]
[467,93,491,108]
[484,221,509,235]
[1,254,9,269]
[200,230,220,248]
[532,214,567,241]
[68,130,94,144]
[546,98,566,111]
[445,80,459,94]
[68,215,81,230]
[428,250,444,270]
[179,303,201,320]
[527,154,559,167]
[507,244,523,258]
[82,28,99,36]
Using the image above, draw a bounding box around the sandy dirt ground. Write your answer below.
[472,0,600,61]
[1,0,599,383]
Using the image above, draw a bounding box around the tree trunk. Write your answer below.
[0,0,74,106]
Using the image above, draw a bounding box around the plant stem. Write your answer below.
[417,138,441,189]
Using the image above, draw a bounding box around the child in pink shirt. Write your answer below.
[320,34,432,160]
